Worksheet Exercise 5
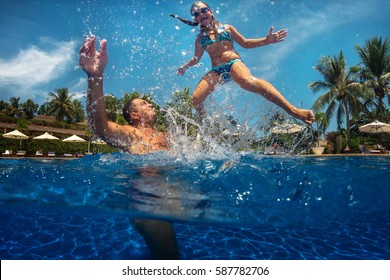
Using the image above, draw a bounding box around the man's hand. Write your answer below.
[266,26,288,44]
[79,35,108,78]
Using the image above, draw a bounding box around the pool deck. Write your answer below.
[0,154,86,159]
[1,152,389,160]
[304,153,390,157]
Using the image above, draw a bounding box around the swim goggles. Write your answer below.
[191,7,210,18]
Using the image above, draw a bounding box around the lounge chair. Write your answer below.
[264,146,275,155]
[275,146,285,155]
[64,153,73,157]
[2,150,13,156]
[16,150,27,157]
[35,150,44,156]
[48,152,56,157]
[359,144,381,154]
[374,144,389,154]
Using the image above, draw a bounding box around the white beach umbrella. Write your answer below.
[33,132,60,140]
[62,134,86,142]
[33,132,59,152]
[270,123,305,134]
[359,120,390,134]
[3,129,29,148]
[91,139,107,145]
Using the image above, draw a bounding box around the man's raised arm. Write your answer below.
[79,36,135,150]
[79,36,109,138]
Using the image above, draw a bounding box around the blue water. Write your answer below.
[0,153,389,259]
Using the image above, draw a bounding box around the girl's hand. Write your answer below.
[266,26,288,44]
[177,66,187,76]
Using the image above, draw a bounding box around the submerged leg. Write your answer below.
[130,218,179,260]
[230,62,315,125]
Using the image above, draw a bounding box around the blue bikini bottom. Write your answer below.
[211,58,242,82]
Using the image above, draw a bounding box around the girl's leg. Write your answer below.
[230,62,315,125]
[192,71,220,112]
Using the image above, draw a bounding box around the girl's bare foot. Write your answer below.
[295,109,315,125]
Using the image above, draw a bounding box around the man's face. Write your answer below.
[131,98,157,124]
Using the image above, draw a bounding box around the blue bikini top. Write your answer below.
[200,29,233,49]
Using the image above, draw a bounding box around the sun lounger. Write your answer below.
[35,150,44,156]
[275,146,285,155]
[374,144,389,154]
[64,153,73,157]
[264,146,275,155]
[16,150,27,156]
[2,150,13,156]
[359,145,381,154]
[47,152,56,157]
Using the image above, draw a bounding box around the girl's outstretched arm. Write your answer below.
[229,25,287,49]
[178,37,205,75]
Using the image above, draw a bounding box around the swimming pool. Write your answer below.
[0,153,389,259]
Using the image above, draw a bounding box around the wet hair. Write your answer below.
[122,98,138,125]
[169,14,198,26]
[190,1,210,15]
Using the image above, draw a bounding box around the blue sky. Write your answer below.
[0,0,389,131]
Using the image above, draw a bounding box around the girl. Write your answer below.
[173,1,315,125]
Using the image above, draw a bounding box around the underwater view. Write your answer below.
[0,154,389,259]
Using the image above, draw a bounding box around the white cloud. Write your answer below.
[69,77,88,101]
[0,38,77,102]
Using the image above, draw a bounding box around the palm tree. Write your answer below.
[21,99,39,119]
[308,51,363,149]
[5,97,22,118]
[314,111,326,148]
[47,88,76,122]
[355,37,390,121]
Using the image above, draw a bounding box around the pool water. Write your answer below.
[0,153,389,259]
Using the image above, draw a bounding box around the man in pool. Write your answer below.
[79,35,179,259]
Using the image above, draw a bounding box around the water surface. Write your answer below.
[0,154,389,259]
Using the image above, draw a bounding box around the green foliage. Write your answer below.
[104,94,122,122]
[0,113,16,123]
[16,118,29,133]
[308,37,390,150]
[355,37,390,120]
[21,99,39,119]
[47,88,78,123]
[37,103,48,115]
[164,87,199,136]
[72,99,85,122]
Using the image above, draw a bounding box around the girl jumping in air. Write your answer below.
[172,1,315,125]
